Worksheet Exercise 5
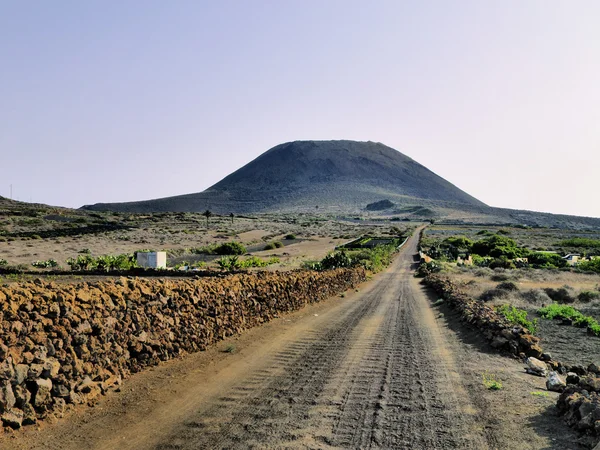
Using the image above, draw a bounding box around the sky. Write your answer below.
[1,1,599,217]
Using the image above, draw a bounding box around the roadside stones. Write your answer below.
[0,382,16,412]
[567,372,581,385]
[34,378,53,407]
[0,268,366,428]
[547,372,567,392]
[526,357,548,377]
[1,409,23,429]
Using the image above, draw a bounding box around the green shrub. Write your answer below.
[285,234,296,240]
[31,259,59,269]
[471,235,531,260]
[217,256,241,271]
[214,241,247,255]
[577,258,600,274]
[237,256,280,269]
[192,241,247,255]
[0,259,7,267]
[528,252,567,269]
[489,257,516,270]
[310,244,397,273]
[482,372,503,390]
[497,304,538,334]
[263,243,276,251]
[558,238,600,248]
[66,253,137,271]
[416,261,442,277]
[578,290,600,303]
[538,304,600,336]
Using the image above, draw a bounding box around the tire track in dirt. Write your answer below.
[151,231,489,449]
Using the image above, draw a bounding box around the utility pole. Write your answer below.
[10,184,12,200]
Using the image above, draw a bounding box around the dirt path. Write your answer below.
[2,231,584,449]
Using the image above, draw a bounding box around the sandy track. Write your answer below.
[3,231,582,449]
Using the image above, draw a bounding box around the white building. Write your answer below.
[136,251,167,269]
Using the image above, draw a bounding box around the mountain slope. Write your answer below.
[82,140,485,213]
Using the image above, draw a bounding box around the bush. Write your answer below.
[578,290,600,303]
[214,241,247,255]
[489,257,516,270]
[558,238,600,248]
[538,304,600,336]
[471,235,524,259]
[496,281,519,292]
[577,258,600,274]
[32,259,59,269]
[497,304,538,334]
[263,243,276,251]
[416,261,442,277]
[284,234,296,240]
[311,244,397,273]
[0,259,7,267]
[544,287,575,304]
[479,289,509,302]
[66,253,137,272]
[521,289,552,305]
[528,252,567,269]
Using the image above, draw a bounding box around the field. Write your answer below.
[0,201,413,277]
[420,224,600,368]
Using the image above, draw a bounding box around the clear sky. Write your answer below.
[1,1,599,217]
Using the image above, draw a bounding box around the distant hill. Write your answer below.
[82,140,486,213]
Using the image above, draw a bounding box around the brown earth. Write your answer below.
[1,231,587,449]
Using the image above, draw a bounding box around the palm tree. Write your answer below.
[202,210,213,228]
[229,213,235,224]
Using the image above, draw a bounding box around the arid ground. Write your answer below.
[0,230,587,449]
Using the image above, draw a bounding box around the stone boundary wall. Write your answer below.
[423,274,600,444]
[0,268,366,429]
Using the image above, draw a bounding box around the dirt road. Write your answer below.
[4,231,582,449]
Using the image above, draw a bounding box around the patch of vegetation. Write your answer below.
[527,252,567,269]
[482,372,503,390]
[543,287,575,304]
[416,261,442,277]
[31,259,59,269]
[558,238,600,248]
[577,258,600,274]
[496,281,519,292]
[471,235,526,259]
[530,391,549,397]
[538,304,600,336]
[309,244,397,273]
[217,256,280,271]
[497,304,538,334]
[192,241,247,255]
[263,241,283,250]
[479,289,509,302]
[578,290,600,303]
[284,234,296,240]
[66,254,138,272]
[0,259,7,267]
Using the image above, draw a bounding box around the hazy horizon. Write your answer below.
[2,1,599,217]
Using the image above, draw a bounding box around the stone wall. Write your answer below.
[0,268,366,429]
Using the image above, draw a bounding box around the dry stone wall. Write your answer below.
[0,268,366,429]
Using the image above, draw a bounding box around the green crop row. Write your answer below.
[537,304,600,336]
